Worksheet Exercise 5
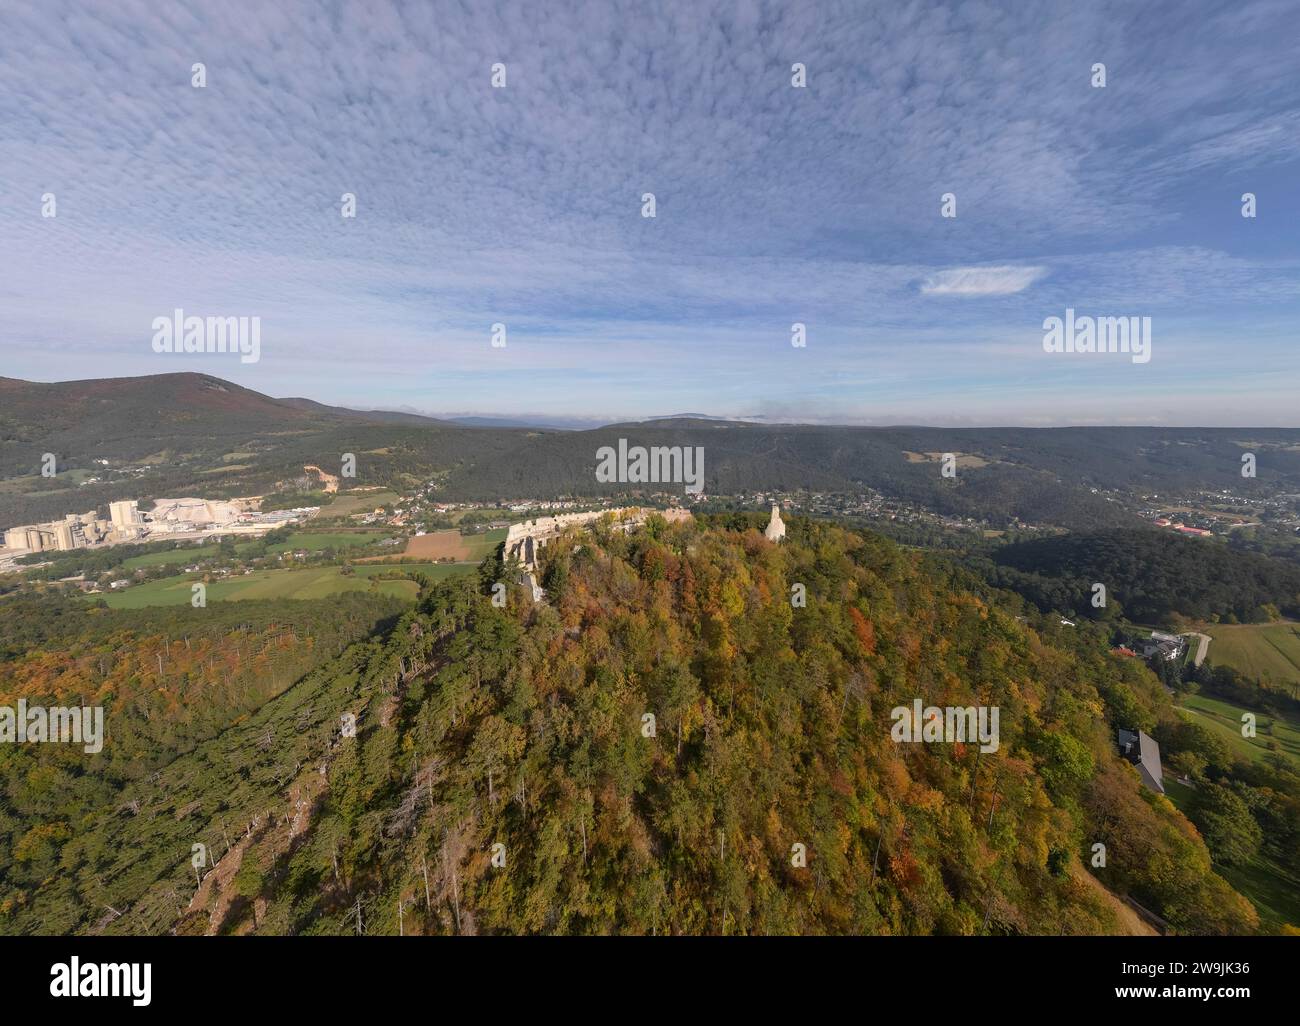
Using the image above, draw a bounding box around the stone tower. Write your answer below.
[764,504,786,543]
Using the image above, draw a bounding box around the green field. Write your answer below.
[1221,852,1300,933]
[1205,621,1300,686]
[100,562,474,608]
[1177,692,1300,768]
[121,544,220,569]
[117,531,387,569]
[260,530,387,553]
[348,562,472,580]
[460,527,508,560]
[1162,777,1197,809]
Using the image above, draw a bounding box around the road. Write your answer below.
[1182,631,1212,667]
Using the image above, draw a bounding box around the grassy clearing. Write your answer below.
[1220,853,1300,933]
[1205,621,1300,686]
[316,490,400,519]
[1177,692,1300,769]
[1162,777,1196,810]
[1159,746,1300,931]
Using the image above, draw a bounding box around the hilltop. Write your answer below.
[0,373,444,462]
[0,374,538,527]
[0,516,1276,935]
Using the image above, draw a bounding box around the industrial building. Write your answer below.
[1,494,317,571]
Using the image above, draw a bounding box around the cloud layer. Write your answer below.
[1,0,1298,424]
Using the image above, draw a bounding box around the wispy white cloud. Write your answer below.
[919,266,1048,297]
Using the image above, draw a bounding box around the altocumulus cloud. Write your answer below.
[1,0,1299,424]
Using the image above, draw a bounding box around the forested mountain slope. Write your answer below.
[8,373,1300,531]
[1,519,1275,935]
[989,529,1300,622]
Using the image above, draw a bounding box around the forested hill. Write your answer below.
[988,529,1300,623]
[7,372,1300,531]
[3,517,1274,935]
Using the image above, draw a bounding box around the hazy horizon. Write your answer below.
[8,367,1300,430]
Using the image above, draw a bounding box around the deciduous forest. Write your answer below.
[4,517,1290,935]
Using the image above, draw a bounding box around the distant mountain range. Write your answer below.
[3,372,1300,531]
[443,414,610,430]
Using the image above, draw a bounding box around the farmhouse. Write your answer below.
[1118,728,1165,793]
[1142,630,1186,662]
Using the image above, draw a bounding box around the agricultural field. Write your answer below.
[120,543,221,568]
[1176,692,1300,769]
[359,527,506,562]
[316,489,400,519]
[1204,621,1300,686]
[98,562,474,608]
[116,531,387,570]
[260,530,388,553]
[459,527,507,560]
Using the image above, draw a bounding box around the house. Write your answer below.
[1142,630,1186,662]
[1118,728,1165,793]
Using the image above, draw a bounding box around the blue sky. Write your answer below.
[1,0,1298,425]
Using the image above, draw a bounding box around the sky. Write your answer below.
[1,0,1298,426]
